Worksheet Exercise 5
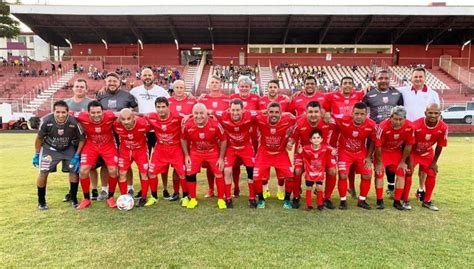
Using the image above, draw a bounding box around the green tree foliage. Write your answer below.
[0,2,21,38]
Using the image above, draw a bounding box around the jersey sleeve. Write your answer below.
[322,94,331,112]
[216,122,227,142]
[128,94,138,109]
[437,125,448,147]
[73,118,86,141]
[37,115,50,139]
[375,125,384,147]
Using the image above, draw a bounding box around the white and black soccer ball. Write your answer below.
[116,194,134,211]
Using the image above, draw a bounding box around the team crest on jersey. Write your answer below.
[95,127,101,133]
[425,134,431,140]
[212,102,218,108]
[393,134,400,140]
[161,125,167,131]
[234,127,240,132]
[352,131,359,137]
[57,129,64,136]
[270,128,276,134]
[199,133,205,139]
[176,105,182,111]
[382,97,389,103]
[344,100,349,104]
[128,134,134,139]
[243,101,248,107]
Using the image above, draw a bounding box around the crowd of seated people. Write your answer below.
[212,64,258,84]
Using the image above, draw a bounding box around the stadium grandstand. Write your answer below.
[1,4,473,131]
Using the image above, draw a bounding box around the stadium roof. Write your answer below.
[10,4,474,47]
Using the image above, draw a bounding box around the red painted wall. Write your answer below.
[212,44,247,65]
[247,53,392,67]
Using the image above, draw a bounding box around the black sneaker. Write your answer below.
[163,189,171,200]
[63,193,71,202]
[323,199,336,210]
[248,199,257,208]
[71,200,79,209]
[422,201,439,211]
[393,201,405,211]
[416,189,425,202]
[376,199,385,210]
[91,189,98,201]
[357,200,372,210]
[226,199,233,208]
[134,190,142,199]
[137,197,147,207]
[292,198,301,209]
[127,189,134,197]
[339,200,348,210]
[348,188,358,199]
[38,203,49,210]
[170,193,180,202]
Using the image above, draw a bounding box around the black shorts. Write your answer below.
[39,145,75,174]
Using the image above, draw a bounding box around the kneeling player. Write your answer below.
[33,100,84,209]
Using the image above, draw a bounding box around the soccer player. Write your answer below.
[147,97,187,206]
[113,108,151,207]
[288,76,326,117]
[253,102,296,209]
[363,70,404,198]
[289,101,338,209]
[324,76,364,199]
[180,103,227,209]
[258,79,290,112]
[374,106,414,210]
[168,79,197,117]
[33,100,85,209]
[408,103,448,211]
[334,102,377,210]
[215,99,257,208]
[198,76,230,198]
[75,101,119,209]
[298,129,335,210]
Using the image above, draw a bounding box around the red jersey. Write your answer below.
[301,144,332,181]
[168,96,197,116]
[256,113,296,153]
[258,95,290,112]
[291,115,338,148]
[289,92,326,116]
[215,110,258,148]
[324,91,364,116]
[335,115,376,153]
[146,112,183,146]
[76,110,116,145]
[230,93,260,111]
[113,117,150,150]
[412,118,448,156]
[198,94,230,112]
[182,117,226,153]
[375,119,415,152]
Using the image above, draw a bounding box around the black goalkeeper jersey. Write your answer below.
[37,114,85,151]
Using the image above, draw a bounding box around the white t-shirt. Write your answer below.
[397,85,440,121]
[130,85,170,114]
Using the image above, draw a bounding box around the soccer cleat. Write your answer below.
[248,199,257,208]
[134,190,142,199]
[305,206,314,211]
[77,199,91,209]
[187,198,198,209]
[402,201,412,210]
[422,201,439,211]
[38,203,49,210]
[277,191,285,201]
[91,189,99,201]
[233,189,240,198]
[256,200,266,209]
[145,197,157,207]
[106,197,117,208]
[170,193,180,202]
[416,189,425,202]
[376,199,385,210]
[127,189,135,197]
[137,197,147,207]
[71,201,79,209]
[323,199,335,210]
[97,190,108,201]
[292,198,301,209]
[386,189,394,200]
[204,189,215,198]
[263,190,271,199]
[348,188,357,199]
[283,200,292,209]
[226,199,233,208]
[393,201,405,211]
[163,189,171,200]
[217,199,227,209]
[339,200,348,210]
[63,193,71,202]
[180,197,190,207]
[357,200,372,210]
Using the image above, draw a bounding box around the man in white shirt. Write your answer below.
[397,67,440,121]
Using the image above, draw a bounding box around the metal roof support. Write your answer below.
[354,15,374,44]
[319,15,332,44]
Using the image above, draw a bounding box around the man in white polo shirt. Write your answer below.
[397,67,440,121]
[130,68,172,199]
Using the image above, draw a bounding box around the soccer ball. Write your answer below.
[116,194,134,211]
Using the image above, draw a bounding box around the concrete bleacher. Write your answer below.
[389,66,449,90]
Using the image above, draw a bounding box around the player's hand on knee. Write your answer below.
[32,152,39,167]
[217,158,224,171]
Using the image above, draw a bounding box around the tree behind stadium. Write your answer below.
[0,1,21,38]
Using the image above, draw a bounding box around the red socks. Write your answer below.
[206,169,215,191]
[187,181,197,198]
[118,180,127,195]
[424,175,436,202]
[140,180,149,198]
[285,179,293,193]
[80,177,90,194]
[149,177,158,193]
[215,177,225,199]
[394,188,403,201]
[293,173,302,199]
[180,178,188,193]
[403,175,412,201]
[305,190,323,208]
[324,173,336,200]
[338,178,348,198]
[108,176,117,194]
[317,191,323,207]
[248,182,255,200]
[306,190,312,207]
[348,168,356,190]
[232,166,240,192]
[278,178,285,187]
[225,183,232,200]
[376,187,383,200]
[254,180,263,194]
[359,179,371,198]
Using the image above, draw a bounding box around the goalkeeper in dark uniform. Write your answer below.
[33,100,85,210]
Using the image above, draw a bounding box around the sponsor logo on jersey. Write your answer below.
[95,127,101,133]
[127,134,134,139]
[234,127,240,132]
[212,102,218,108]
[161,125,167,131]
[382,97,389,103]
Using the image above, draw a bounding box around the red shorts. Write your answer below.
[410,152,436,176]
[187,150,223,177]
[149,144,185,178]
[118,146,149,174]
[376,150,405,178]
[295,151,337,171]
[254,150,293,181]
[81,141,118,167]
[337,149,371,176]
[224,145,255,168]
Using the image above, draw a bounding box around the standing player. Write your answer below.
[113,108,151,208]
[288,76,326,117]
[374,106,414,210]
[75,101,119,209]
[408,103,448,211]
[168,79,197,117]
[335,102,377,210]
[33,100,85,209]
[253,102,296,209]
[215,99,257,208]
[147,97,187,206]
[180,103,227,209]
[363,70,404,197]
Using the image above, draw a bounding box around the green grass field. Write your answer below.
[0,134,473,268]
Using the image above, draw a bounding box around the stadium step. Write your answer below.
[259,66,274,95]
[184,65,198,94]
